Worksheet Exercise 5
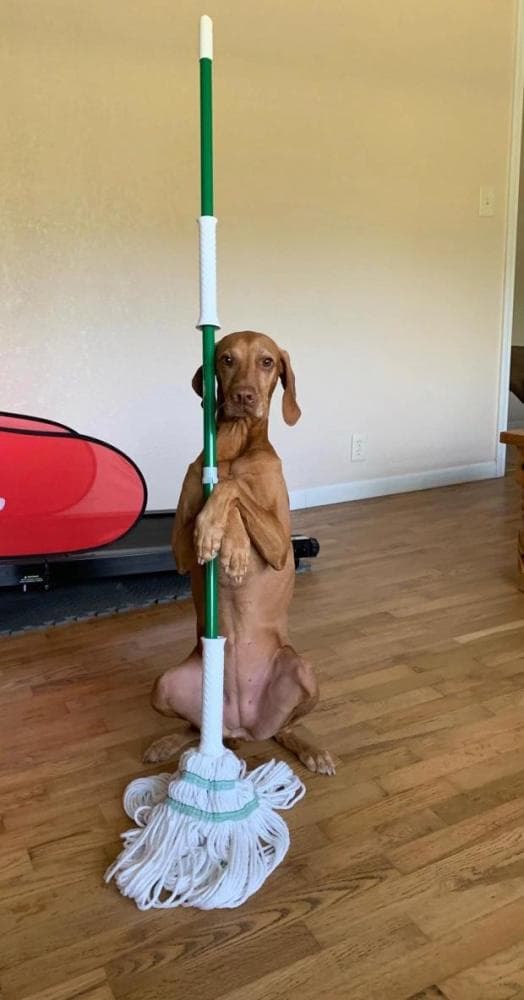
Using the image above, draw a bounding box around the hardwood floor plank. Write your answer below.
[381,729,524,795]
[441,938,524,999]
[387,796,524,874]
[10,970,109,1000]
[110,922,320,1000]
[218,947,347,1000]
[347,896,524,999]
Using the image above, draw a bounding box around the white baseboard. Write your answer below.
[289,461,498,511]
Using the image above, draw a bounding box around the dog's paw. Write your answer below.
[300,748,336,776]
[143,734,183,764]
[220,537,250,584]
[194,512,224,564]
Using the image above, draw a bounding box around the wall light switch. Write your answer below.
[479,186,495,217]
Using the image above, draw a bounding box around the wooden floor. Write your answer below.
[2,476,524,1000]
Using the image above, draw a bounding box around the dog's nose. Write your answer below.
[232,387,256,406]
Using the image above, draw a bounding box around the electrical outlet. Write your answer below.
[479,186,495,217]
[351,433,367,462]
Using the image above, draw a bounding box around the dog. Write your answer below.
[144,331,335,775]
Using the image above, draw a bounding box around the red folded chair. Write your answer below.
[0,412,147,558]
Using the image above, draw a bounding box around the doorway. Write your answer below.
[497,4,524,474]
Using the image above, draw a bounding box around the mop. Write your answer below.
[104,15,305,911]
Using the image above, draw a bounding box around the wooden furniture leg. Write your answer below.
[500,429,524,591]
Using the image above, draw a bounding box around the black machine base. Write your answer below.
[0,512,320,591]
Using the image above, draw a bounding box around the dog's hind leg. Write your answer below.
[255,645,336,776]
[274,725,336,776]
[274,650,336,776]
[144,650,203,764]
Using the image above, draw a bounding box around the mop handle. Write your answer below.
[198,14,220,639]
[198,15,225,757]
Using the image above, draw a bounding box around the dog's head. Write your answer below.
[192,331,301,426]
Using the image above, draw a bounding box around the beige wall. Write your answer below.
[2,0,516,509]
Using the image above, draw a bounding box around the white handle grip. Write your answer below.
[199,636,226,757]
[200,15,213,59]
[197,215,220,329]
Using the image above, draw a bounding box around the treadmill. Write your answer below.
[0,511,319,591]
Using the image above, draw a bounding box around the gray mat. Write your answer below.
[0,572,191,636]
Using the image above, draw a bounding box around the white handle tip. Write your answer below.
[200,15,213,59]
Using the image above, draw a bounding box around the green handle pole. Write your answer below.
[200,57,214,217]
[200,23,219,639]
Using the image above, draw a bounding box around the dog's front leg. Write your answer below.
[220,506,251,582]
[194,480,238,564]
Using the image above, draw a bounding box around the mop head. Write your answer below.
[105,746,305,910]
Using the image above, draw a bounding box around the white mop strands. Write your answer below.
[105,639,305,910]
[104,747,305,910]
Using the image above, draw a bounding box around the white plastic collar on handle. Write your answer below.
[200,15,213,60]
[202,466,218,485]
[199,636,226,757]
[197,216,220,329]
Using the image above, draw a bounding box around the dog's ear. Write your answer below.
[279,350,301,426]
[192,363,224,414]
[192,366,203,398]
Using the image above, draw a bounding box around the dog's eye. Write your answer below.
[262,358,274,369]
[222,355,233,366]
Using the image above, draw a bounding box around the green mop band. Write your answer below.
[181,770,237,790]
[167,796,259,823]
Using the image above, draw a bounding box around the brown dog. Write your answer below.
[144,331,335,775]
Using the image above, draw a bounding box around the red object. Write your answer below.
[0,412,147,557]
